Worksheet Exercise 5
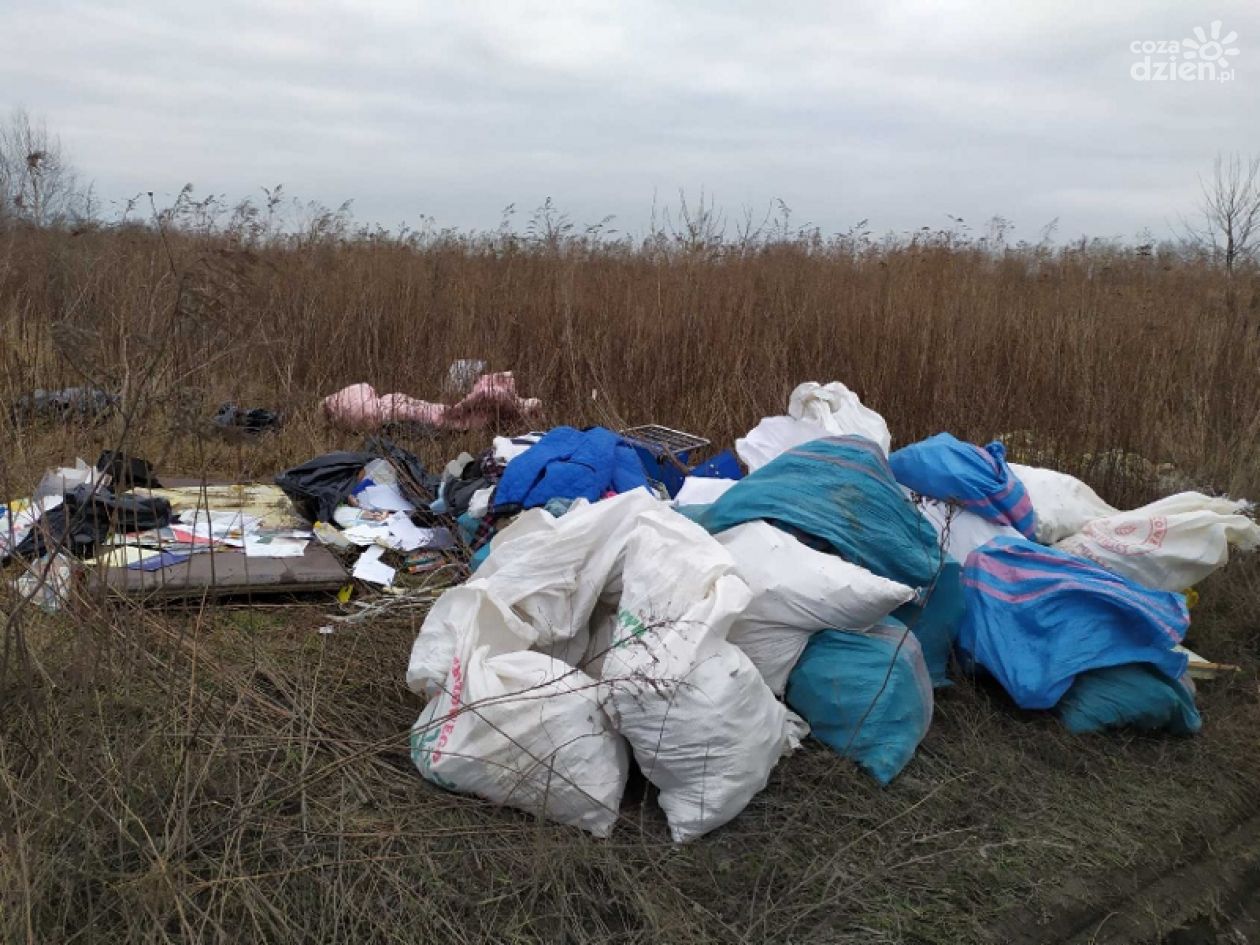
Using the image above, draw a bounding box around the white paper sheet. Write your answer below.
[341,523,392,547]
[178,509,262,537]
[244,536,309,558]
[357,483,416,512]
[352,544,395,586]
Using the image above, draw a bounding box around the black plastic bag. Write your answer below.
[213,403,282,436]
[14,485,172,559]
[96,451,162,489]
[364,436,441,508]
[275,452,375,524]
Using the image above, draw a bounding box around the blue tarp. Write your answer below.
[1055,663,1202,735]
[785,620,934,785]
[493,426,649,513]
[960,536,1190,710]
[696,436,962,686]
[889,433,1037,539]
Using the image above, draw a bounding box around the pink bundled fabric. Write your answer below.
[323,373,542,432]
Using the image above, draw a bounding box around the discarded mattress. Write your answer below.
[736,380,891,471]
[1054,492,1260,591]
[890,434,1037,540]
[323,373,541,432]
[697,436,963,687]
[959,536,1190,710]
[785,620,934,785]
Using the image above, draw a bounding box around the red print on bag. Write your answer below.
[430,655,464,764]
[1083,516,1168,557]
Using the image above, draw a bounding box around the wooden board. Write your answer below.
[90,477,348,600]
[93,543,349,600]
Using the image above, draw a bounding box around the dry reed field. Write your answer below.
[2,214,1260,944]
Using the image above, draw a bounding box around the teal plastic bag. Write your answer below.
[785,620,934,785]
[1055,663,1201,735]
[698,436,961,686]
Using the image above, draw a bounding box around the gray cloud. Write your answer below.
[1,0,1256,240]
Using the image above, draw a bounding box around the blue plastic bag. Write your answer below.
[960,537,1190,710]
[697,436,961,686]
[785,620,934,785]
[889,433,1037,540]
[690,449,743,480]
[1055,664,1201,735]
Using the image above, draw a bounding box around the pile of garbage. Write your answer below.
[0,440,453,603]
[401,381,1260,841]
[5,377,1258,844]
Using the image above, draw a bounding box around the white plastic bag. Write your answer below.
[33,458,102,502]
[1010,463,1118,544]
[473,490,662,664]
[673,476,739,507]
[411,602,629,838]
[407,583,534,697]
[788,381,892,454]
[736,381,891,473]
[408,495,803,841]
[903,489,1024,563]
[714,522,916,695]
[736,416,832,474]
[1055,492,1260,591]
[600,509,802,842]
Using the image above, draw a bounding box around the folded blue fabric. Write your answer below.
[493,426,648,513]
[960,536,1190,710]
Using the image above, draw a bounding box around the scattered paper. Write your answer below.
[357,483,416,513]
[334,506,390,528]
[89,546,163,568]
[0,495,63,557]
[352,545,395,587]
[384,514,453,552]
[178,509,261,538]
[244,536,309,558]
[15,554,74,613]
[341,523,392,547]
[128,550,192,571]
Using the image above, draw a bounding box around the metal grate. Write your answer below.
[621,424,710,458]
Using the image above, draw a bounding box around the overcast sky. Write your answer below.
[2,0,1257,242]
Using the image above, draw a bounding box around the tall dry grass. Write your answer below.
[2,217,1257,501]
[2,210,1260,944]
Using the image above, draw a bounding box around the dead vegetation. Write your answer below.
[2,212,1259,944]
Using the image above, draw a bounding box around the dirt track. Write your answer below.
[996,810,1260,944]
